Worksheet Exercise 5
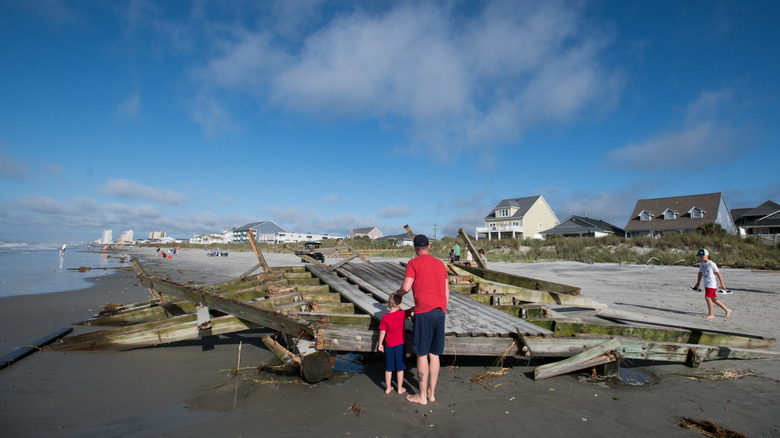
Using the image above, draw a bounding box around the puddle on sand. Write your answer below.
[576,367,657,388]
[333,352,367,372]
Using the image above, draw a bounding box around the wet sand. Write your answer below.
[1,247,779,437]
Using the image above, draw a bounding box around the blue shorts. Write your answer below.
[385,344,406,372]
[412,308,445,356]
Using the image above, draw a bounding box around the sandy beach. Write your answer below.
[1,247,779,437]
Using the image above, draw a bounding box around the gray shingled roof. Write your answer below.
[542,215,625,236]
[624,193,724,232]
[484,196,541,220]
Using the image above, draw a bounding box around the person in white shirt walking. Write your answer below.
[691,248,732,319]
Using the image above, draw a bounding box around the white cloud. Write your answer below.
[99,178,187,206]
[0,150,27,180]
[189,1,618,159]
[323,193,339,204]
[607,89,743,171]
[380,205,412,218]
[117,93,141,116]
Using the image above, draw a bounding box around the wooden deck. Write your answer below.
[45,256,778,382]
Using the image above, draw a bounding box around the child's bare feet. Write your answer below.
[406,393,427,405]
[398,387,406,395]
[385,387,393,394]
[703,315,715,319]
[725,310,732,318]
[428,389,435,402]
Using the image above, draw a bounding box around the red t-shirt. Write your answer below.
[405,254,448,314]
[379,308,413,347]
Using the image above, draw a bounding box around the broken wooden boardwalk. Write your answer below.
[47,256,778,382]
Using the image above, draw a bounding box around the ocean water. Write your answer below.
[0,241,130,298]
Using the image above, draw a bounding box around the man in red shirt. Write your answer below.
[394,234,449,405]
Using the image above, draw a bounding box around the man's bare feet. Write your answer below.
[406,393,428,405]
[703,315,715,319]
[398,387,407,395]
[385,387,393,394]
[725,310,732,318]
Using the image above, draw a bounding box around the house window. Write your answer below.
[497,209,509,218]
[512,222,519,227]
[664,210,676,220]
[538,223,543,230]
[691,208,703,219]
[640,211,652,221]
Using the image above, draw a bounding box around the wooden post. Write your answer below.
[330,253,359,271]
[458,228,487,270]
[404,224,415,240]
[533,338,621,380]
[345,243,371,264]
[246,229,269,272]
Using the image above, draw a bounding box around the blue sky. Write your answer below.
[1,0,778,244]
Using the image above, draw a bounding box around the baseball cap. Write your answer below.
[696,248,709,258]
[413,234,429,247]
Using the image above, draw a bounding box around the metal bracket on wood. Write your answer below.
[515,328,532,357]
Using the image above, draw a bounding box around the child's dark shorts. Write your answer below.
[412,308,445,356]
[385,344,406,372]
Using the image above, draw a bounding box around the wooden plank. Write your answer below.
[534,338,621,380]
[76,301,198,326]
[329,253,359,271]
[131,259,313,338]
[403,224,415,240]
[306,264,388,320]
[246,229,269,272]
[533,320,773,350]
[596,308,775,342]
[1,328,73,369]
[458,227,487,270]
[456,264,582,295]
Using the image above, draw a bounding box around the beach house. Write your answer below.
[230,221,287,243]
[347,227,384,240]
[541,215,625,238]
[731,200,780,238]
[623,192,736,238]
[476,195,559,240]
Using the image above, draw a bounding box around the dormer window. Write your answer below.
[689,207,705,219]
[639,210,653,221]
[497,208,510,218]
[663,209,677,220]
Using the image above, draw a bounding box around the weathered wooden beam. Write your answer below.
[130,258,313,338]
[75,301,198,326]
[262,334,301,367]
[299,253,324,265]
[345,243,371,264]
[455,264,582,295]
[530,320,773,350]
[246,229,269,272]
[240,262,264,279]
[403,224,415,240]
[534,338,621,380]
[329,253,359,271]
[1,328,73,369]
[458,227,487,270]
[314,327,780,363]
[290,312,374,329]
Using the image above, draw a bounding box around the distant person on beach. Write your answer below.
[466,250,473,264]
[449,248,454,263]
[453,243,461,262]
[378,293,413,395]
[60,242,66,255]
[156,247,160,257]
[393,234,449,405]
[691,248,732,319]
[478,248,487,265]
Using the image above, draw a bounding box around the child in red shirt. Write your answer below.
[378,293,414,394]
